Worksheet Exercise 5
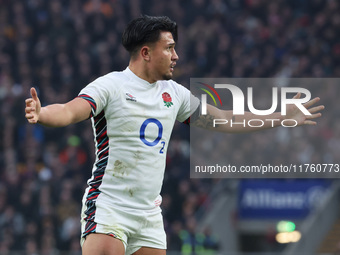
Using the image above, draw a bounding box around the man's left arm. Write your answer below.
[191,93,324,133]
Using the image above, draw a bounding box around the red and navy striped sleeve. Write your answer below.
[78,94,97,118]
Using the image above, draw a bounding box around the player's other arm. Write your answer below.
[192,93,324,133]
[25,87,92,127]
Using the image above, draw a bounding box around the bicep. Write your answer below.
[64,97,93,124]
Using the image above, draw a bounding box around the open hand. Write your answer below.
[286,93,325,126]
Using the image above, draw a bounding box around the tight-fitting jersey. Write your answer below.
[78,67,200,221]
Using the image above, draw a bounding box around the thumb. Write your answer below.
[30,87,39,101]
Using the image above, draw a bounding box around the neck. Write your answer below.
[129,60,156,84]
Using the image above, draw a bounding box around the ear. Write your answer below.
[140,46,151,62]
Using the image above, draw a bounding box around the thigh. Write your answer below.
[82,233,125,255]
[133,247,166,255]
[126,209,167,255]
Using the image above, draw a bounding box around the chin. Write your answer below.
[162,73,173,81]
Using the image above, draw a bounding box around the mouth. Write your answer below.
[170,63,176,72]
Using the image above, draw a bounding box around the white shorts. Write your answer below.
[80,201,167,255]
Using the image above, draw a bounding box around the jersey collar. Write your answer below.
[124,67,157,87]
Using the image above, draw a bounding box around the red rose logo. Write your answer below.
[162,92,173,108]
[162,92,172,102]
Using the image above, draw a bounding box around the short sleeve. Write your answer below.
[176,83,200,123]
[78,75,112,117]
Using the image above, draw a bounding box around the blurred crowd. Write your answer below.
[0,0,340,254]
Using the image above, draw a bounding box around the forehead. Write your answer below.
[157,31,175,45]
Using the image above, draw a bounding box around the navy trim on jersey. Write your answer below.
[183,117,191,125]
[78,94,97,118]
[183,102,201,125]
[82,109,108,237]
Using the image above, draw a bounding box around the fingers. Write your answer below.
[25,112,38,123]
[303,120,317,126]
[306,112,322,120]
[292,95,324,126]
[25,98,35,112]
[25,98,33,104]
[25,113,35,120]
[25,107,34,114]
[293,92,301,99]
[303,97,320,108]
[25,98,34,108]
[25,108,37,122]
[25,107,38,123]
[308,105,325,114]
[25,90,38,124]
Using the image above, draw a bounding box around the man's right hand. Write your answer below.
[25,87,41,124]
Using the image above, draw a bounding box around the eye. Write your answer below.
[167,45,175,51]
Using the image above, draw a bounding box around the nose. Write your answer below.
[172,49,179,61]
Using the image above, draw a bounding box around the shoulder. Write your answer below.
[93,70,129,86]
[80,70,131,101]
[158,79,190,95]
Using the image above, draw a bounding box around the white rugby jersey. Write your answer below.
[78,67,200,218]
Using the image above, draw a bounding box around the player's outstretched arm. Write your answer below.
[25,87,92,127]
[192,93,324,133]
